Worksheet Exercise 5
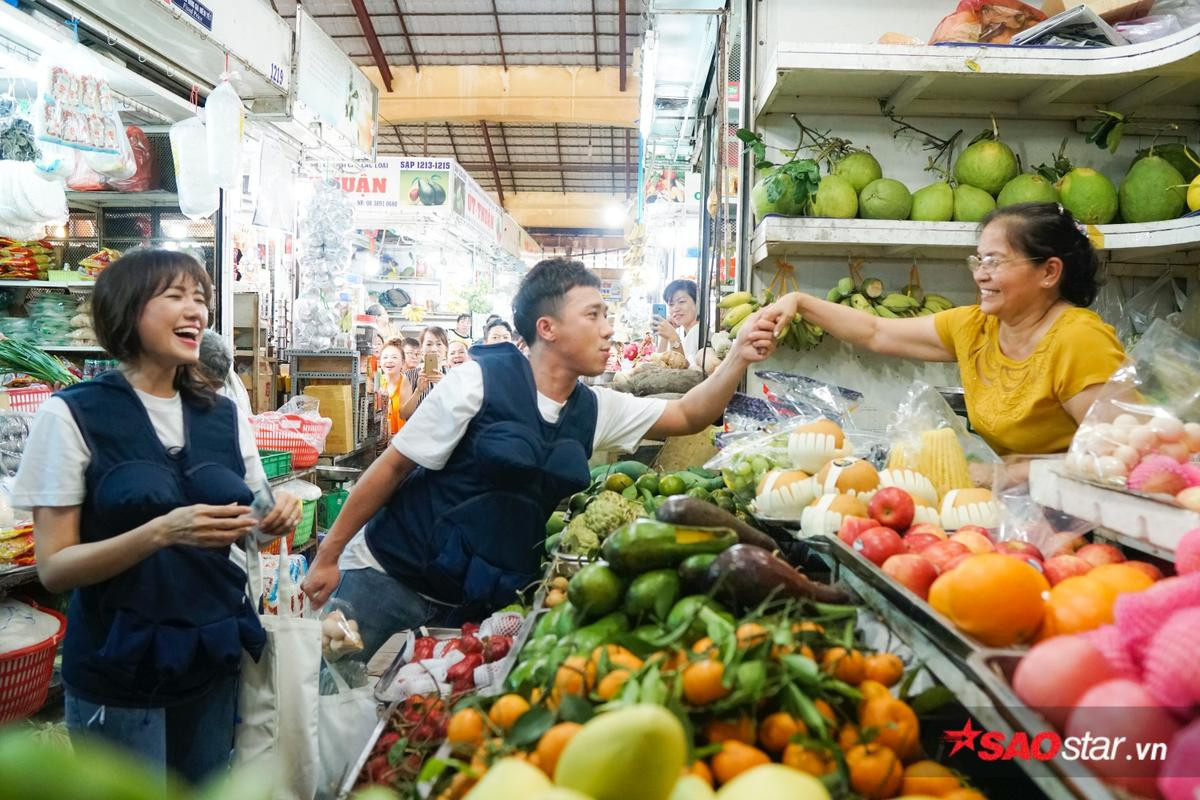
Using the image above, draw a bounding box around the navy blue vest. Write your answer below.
[365,344,596,614]
[57,371,265,707]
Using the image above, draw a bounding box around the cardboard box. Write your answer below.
[1040,0,1155,23]
[304,384,355,454]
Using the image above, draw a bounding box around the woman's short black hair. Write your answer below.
[512,257,601,344]
[980,202,1102,307]
[93,248,216,406]
[421,326,449,349]
[663,279,697,305]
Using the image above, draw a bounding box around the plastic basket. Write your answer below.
[258,449,292,480]
[0,601,66,723]
[252,414,328,469]
[292,499,317,548]
[260,530,295,556]
[5,387,52,414]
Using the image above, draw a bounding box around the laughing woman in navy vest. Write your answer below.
[12,249,301,784]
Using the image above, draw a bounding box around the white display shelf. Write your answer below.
[0,280,94,288]
[1029,459,1200,561]
[751,215,1200,265]
[65,191,180,209]
[756,27,1200,122]
[40,345,107,354]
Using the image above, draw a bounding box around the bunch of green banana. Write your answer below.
[719,291,760,335]
[826,277,954,318]
[778,313,824,350]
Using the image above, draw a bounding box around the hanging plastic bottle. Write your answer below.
[205,79,244,192]
[169,115,218,220]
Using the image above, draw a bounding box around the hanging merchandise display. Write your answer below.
[33,49,124,156]
[169,115,220,220]
[293,178,355,351]
[0,161,67,240]
[206,77,246,192]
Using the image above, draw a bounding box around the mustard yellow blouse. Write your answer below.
[933,305,1125,456]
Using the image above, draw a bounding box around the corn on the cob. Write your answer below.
[917,428,972,499]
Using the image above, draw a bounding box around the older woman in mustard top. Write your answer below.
[763,203,1125,477]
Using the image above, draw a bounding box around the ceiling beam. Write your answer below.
[445,123,461,161]
[610,128,616,193]
[349,0,394,92]
[590,0,601,72]
[284,11,639,19]
[392,124,407,155]
[618,0,627,91]
[480,121,505,208]
[624,129,631,199]
[553,124,566,194]
[391,0,420,73]
[490,0,508,71]
[497,121,516,195]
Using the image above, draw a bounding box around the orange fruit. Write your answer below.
[1087,563,1155,596]
[446,707,486,750]
[705,716,757,745]
[683,659,730,705]
[793,621,825,636]
[535,721,581,778]
[736,622,769,649]
[595,669,631,701]
[839,722,863,751]
[902,759,962,795]
[859,696,920,759]
[864,652,905,687]
[1039,574,1119,640]
[758,711,805,754]
[943,789,988,800]
[928,572,953,614]
[941,554,1049,647]
[648,648,687,672]
[858,679,892,706]
[692,637,720,657]
[589,644,643,676]
[487,694,530,731]
[554,655,593,696]
[814,698,837,725]
[686,759,714,786]
[821,647,867,684]
[711,740,770,785]
[781,743,835,776]
[845,743,903,800]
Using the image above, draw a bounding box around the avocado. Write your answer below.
[600,520,737,575]
[567,563,626,622]
[624,569,681,622]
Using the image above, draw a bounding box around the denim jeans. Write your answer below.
[333,568,462,663]
[63,672,238,786]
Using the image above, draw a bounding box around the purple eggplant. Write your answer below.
[656,496,778,551]
[707,544,850,609]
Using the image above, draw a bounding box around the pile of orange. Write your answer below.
[928,553,1049,647]
[1038,563,1154,640]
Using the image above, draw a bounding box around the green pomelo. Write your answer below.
[1119,156,1187,224]
[555,705,686,800]
[997,173,1060,208]
[954,139,1020,196]
[1058,168,1119,225]
[858,178,912,220]
[1135,143,1200,183]
[749,168,803,221]
[952,184,996,223]
[834,150,883,193]
[811,174,858,218]
[910,181,955,221]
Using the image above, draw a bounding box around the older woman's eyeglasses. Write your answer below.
[966,255,1041,275]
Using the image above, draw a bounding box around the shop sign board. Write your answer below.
[451,162,501,244]
[170,0,213,31]
[500,214,521,258]
[520,228,542,257]
[335,157,451,227]
[294,6,379,158]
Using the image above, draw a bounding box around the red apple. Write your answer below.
[906,522,948,541]
[1123,561,1164,582]
[951,529,996,555]
[868,487,915,532]
[1042,554,1093,586]
[942,553,973,573]
[996,540,1044,562]
[1043,532,1087,559]
[956,524,995,543]
[838,516,878,546]
[853,526,905,566]
[1076,542,1125,567]
[903,531,943,554]
[882,553,939,599]
[923,540,971,573]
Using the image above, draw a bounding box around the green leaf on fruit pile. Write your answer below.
[417,756,472,784]
[558,693,595,725]
[908,685,958,715]
[507,706,555,747]
[967,127,996,146]
[386,738,409,767]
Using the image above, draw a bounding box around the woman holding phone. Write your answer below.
[398,325,449,420]
[655,279,701,366]
[12,249,301,783]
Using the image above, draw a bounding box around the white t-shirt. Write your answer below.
[679,324,700,362]
[339,360,667,573]
[12,390,267,510]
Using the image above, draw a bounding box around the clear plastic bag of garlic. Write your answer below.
[319,600,364,662]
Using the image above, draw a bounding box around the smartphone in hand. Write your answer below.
[423,352,439,375]
[249,478,277,545]
[652,303,667,320]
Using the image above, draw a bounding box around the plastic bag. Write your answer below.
[249,395,333,468]
[1126,273,1181,346]
[929,0,1045,44]
[0,160,68,239]
[169,115,219,220]
[34,48,124,155]
[205,79,244,191]
[83,118,134,180]
[108,126,158,192]
[994,480,1093,553]
[275,478,322,502]
[1116,14,1185,43]
[1063,319,1200,500]
[1095,277,1133,346]
[64,152,106,191]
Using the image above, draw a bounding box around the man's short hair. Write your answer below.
[484,319,513,341]
[456,313,471,323]
[512,257,601,344]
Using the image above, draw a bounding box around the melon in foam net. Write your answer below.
[939,488,1000,530]
[812,457,880,502]
[753,469,816,519]
[800,493,868,539]
[787,418,852,473]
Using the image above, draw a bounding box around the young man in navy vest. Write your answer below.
[303,258,778,658]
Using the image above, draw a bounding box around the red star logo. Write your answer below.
[943,719,982,756]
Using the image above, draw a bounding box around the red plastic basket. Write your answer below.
[0,601,66,723]
[252,414,329,469]
[6,387,52,414]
